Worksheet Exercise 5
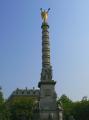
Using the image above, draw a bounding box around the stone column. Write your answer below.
[40,22,53,82]
[41,22,50,68]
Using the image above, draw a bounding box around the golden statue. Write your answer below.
[40,8,50,23]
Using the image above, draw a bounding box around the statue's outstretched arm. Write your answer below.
[47,8,50,13]
[40,8,42,12]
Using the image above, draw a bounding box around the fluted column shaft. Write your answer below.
[41,23,50,68]
[39,22,53,82]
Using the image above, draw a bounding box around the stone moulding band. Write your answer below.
[38,80,56,88]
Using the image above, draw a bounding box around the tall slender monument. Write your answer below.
[7,8,63,120]
[38,9,63,120]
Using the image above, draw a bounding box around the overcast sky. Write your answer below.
[0,0,89,101]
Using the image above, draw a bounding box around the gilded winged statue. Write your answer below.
[40,8,50,23]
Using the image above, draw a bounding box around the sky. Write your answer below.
[0,0,89,101]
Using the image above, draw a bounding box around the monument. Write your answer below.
[38,8,63,120]
[8,9,63,120]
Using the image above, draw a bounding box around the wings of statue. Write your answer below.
[40,8,50,23]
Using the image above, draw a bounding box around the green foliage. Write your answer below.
[71,99,89,120]
[9,97,35,120]
[0,90,4,105]
[0,90,10,120]
[0,104,11,120]
[58,94,73,120]
[58,95,89,120]
[0,90,35,120]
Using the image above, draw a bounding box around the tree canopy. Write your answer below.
[58,94,89,120]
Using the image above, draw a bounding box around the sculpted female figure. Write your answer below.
[40,8,50,23]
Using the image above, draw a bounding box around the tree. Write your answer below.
[0,88,10,120]
[71,98,89,120]
[58,95,89,120]
[8,96,35,120]
[0,87,4,105]
[58,94,73,120]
